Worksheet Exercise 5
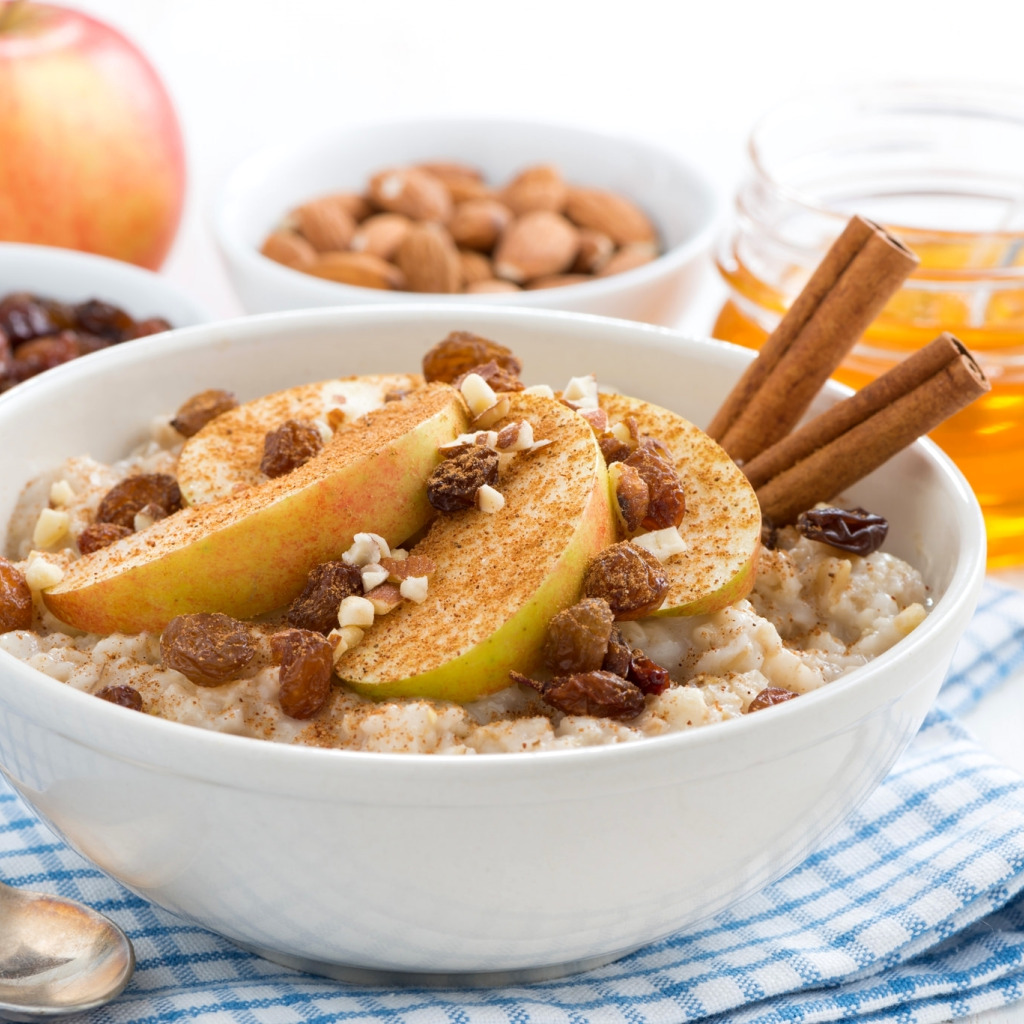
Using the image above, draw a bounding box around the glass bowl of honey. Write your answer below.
[714,82,1024,566]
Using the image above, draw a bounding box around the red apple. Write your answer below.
[0,2,185,269]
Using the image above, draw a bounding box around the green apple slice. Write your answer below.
[177,373,423,505]
[43,383,467,635]
[598,393,761,616]
[336,393,617,703]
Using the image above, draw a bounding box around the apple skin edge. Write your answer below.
[598,393,762,617]
[42,385,468,635]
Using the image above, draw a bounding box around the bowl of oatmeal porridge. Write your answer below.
[0,305,985,982]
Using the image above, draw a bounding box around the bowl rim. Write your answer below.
[210,114,723,305]
[0,241,213,325]
[0,303,987,785]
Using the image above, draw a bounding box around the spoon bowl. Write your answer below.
[0,881,134,1021]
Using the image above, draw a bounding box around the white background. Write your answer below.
[48,4,1024,1020]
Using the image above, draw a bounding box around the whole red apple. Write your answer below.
[0,2,185,269]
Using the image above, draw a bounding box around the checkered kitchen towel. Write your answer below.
[3,582,1024,1024]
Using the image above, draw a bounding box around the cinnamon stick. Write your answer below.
[753,332,990,525]
[706,215,919,463]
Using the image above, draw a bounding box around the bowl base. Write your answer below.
[233,940,636,988]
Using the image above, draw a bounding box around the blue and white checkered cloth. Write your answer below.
[3,581,1024,1024]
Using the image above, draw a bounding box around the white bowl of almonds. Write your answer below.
[0,304,984,982]
[211,118,719,324]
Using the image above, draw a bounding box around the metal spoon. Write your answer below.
[0,880,134,1021]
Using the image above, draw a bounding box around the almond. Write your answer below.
[500,164,567,215]
[449,198,513,252]
[525,273,592,290]
[417,161,484,188]
[350,213,412,260]
[565,187,657,245]
[261,230,316,270]
[596,241,659,277]
[307,251,406,290]
[458,249,493,285]
[395,223,463,293]
[295,196,358,252]
[368,167,452,223]
[493,211,579,283]
[464,279,520,293]
[572,228,615,274]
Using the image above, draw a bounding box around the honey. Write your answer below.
[715,84,1024,566]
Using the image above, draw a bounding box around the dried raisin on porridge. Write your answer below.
[598,434,633,466]
[260,419,324,478]
[78,522,133,554]
[96,473,182,529]
[272,628,333,720]
[627,654,671,696]
[748,687,798,712]
[451,359,524,394]
[610,461,649,534]
[624,439,685,530]
[602,625,633,677]
[170,388,239,437]
[286,561,363,634]
[796,507,889,556]
[0,557,32,632]
[160,612,256,687]
[542,598,614,674]
[582,541,669,619]
[427,446,499,512]
[421,331,522,385]
[511,669,645,721]
[96,684,144,711]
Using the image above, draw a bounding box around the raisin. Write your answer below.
[542,597,614,674]
[260,419,323,477]
[627,654,671,696]
[72,299,134,341]
[170,388,240,437]
[0,292,58,343]
[272,628,334,719]
[796,507,889,556]
[161,612,256,687]
[10,332,82,380]
[121,317,172,340]
[427,446,499,512]
[625,439,685,530]
[96,473,181,529]
[452,359,524,393]
[611,461,649,534]
[422,331,522,384]
[78,522,133,555]
[598,435,633,466]
[0,557,33,632]
[96,684,143,711]
[511,669,645,721]
[602,625,633,677]
[748,687,798,712]
[582,541,670,619]
[761,518,778,550]
[286,560,363,634]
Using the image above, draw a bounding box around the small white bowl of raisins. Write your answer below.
[0,242,211,393]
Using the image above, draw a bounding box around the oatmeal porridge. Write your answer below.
[0,333,928,754]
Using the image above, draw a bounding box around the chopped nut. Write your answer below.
[451,359,524,394]
[49,479,75,508]
[132,502,167,533]
[427,446,499,512]
[581,541,670,619]
[32,507,70,549]
[523,384,555,398]
[469,393,511,430]
[365,582,403,615]
[561,374,599,410]
[360,565,389,592]
[631,527,687,562]
[460,372,498,418]
[399,576,429,604]
[342,532,390,566]
[24,555,63,590]
[579,408,609,432]
[379,555,436,582]
[476,483,505,513]
[328,624,365,664]
[338,595,375,628]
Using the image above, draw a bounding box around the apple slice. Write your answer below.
[43,383,467,635]
[177,373,423,505]
[336,393,617,702]
[598,393,761,616]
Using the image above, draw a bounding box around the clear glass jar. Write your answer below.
[713,83,1024,567]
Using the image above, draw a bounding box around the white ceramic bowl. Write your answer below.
[212,118,719,325]
[0,242,211,330]
[0,306,985,984]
